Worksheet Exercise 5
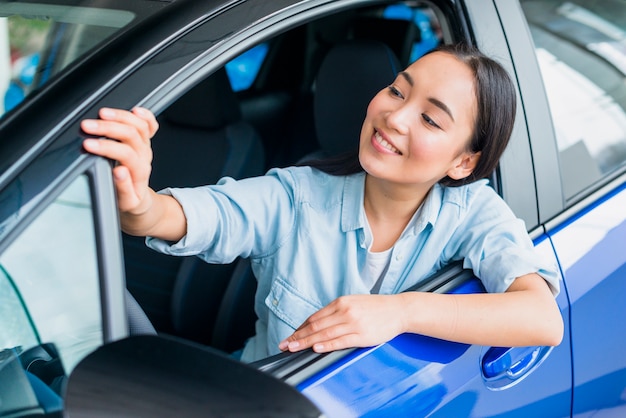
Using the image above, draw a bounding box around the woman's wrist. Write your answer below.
[119,189,162,236]
[396,292,421,335]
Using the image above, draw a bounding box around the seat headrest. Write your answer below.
[352,17,419,66]
[164,68,241,130]
[313,40,402,157]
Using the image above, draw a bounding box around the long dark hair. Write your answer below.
[301,42,517,187]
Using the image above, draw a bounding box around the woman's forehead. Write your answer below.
[403,52,477,118]
[405,51,472,80]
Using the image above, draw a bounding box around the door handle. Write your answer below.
[481,345,553,389]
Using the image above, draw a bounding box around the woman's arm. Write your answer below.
[279,273,563,353]
[81,107,187,241]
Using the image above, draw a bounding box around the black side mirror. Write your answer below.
[65,335,322,417]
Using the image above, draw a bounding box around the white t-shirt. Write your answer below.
[364,247,393,293]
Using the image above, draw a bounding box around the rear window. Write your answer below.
[0,2,136,120]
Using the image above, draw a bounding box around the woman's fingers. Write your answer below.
[98,107,158,141]
[279,297,366,352]
[82,137,150,176]
[131,107,159,139]
[279,295,404,354]
[82,117,144,150]
[112,165,144,212]
[81,107,157,150]
[81,107,158,215]
[282,318,358,354]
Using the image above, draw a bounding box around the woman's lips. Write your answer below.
[373,131,401,155]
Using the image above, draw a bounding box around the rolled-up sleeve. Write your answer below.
[452,186,560,296]
[146,168,298,263]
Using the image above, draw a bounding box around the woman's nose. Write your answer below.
[385,103,412,135]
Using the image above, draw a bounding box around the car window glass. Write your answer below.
[0,3,135,118]
[226,43,270,92]
[0,174,102,375]
[0,264,39,351]
[521,0,626,200]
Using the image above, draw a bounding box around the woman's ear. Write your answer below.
[447,151,481,180]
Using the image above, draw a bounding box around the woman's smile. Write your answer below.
[372,130,402,155]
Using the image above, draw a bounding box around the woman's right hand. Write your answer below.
[81,107,158,215]
[82,106,186,241]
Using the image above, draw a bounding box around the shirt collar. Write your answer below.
[341,172,367,232]
[409,183,442,235]
[340,173,446,234]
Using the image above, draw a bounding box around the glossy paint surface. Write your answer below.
[549,182,626,417]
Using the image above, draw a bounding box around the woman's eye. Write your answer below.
[388,85,403,99]
[422,113,441,129]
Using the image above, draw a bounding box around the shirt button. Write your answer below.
[396,254,404,261]
[272,299,279,306]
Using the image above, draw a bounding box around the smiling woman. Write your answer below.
[2,0,625,415]
[80,42,562,364]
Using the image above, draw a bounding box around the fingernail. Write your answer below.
[82,120,98,130]
[100,108,115,118]
[83,139,99,149]
[313,343,324,352]
[114,167,128,181]
[278,340,288,350]
[288,341,300,350]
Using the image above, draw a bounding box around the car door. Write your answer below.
[515,0,626,415]
[0,155,127,416]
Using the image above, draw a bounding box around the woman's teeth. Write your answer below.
[375,132,400,154]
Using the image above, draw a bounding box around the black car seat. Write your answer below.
[123,67,265,344]
[209,40,402,353]
[306,39,402,160]
[351,16,418,69]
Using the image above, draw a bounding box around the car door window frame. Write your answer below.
[0,155,127,344]
[463,0,542,230]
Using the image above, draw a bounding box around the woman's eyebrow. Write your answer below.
[399,71,455,122]
[399,71,414,86]
[429,97,455,122]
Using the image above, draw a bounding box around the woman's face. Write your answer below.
[359,51,479,188]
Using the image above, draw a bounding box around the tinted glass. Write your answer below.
[0,174,102,374]
[0,2,135,118]
[521,0,626,199]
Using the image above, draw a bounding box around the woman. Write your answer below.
[81,43,563,363]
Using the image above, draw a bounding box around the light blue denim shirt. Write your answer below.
[147,166,559,362]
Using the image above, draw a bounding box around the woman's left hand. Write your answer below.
[278,294,406,354]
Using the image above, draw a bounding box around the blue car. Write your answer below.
[0,0,625,416]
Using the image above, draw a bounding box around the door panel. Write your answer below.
[548,182,626,416]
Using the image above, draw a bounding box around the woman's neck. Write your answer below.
[363,175,433,252]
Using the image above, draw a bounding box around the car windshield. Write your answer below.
[0,1,139,121]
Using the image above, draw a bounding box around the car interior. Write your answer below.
[123,2,445,356]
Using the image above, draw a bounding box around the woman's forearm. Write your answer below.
[399,273,563,347]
